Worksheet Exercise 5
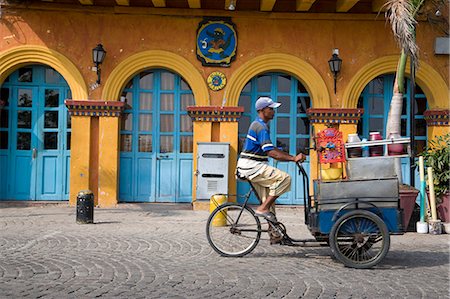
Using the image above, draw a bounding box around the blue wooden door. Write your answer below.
[358,74,428,186]
[237,73,311,205]
[119,70,194,202]
[0,65,71,200]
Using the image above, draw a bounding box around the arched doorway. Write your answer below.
[0,65,71,200]
[119,69,194,202]
[357,74,428,185]
[237,72,311,205]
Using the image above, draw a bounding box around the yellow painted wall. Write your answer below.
[1,7,447,107]
[192,121,213,210]
[69,117,91,205]
[219,122,239,203]
[0,5,448,206]
[98,117,120,207]
[428,126,450,142]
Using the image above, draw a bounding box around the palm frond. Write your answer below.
[385,0,421,65]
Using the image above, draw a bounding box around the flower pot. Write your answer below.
[437,192,450,223]
[399,187,419,230]
[426,191,450,223]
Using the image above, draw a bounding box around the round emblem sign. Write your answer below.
[207,72,227,91]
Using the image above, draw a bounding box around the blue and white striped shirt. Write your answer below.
[240,117,274,161]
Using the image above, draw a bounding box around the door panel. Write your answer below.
[64,156,70,196]
[13,156,32,198]
[119,156,133,200]
[10,87,37,200]
[157,157,175,199]
[119,70,194,202]
[41,156,57,194]
[0,155,7,197]
[275,161,290,202]
[178,158,193,201]
[0,65,71,201]
[137,157,152,198]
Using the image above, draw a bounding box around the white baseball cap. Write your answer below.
[255,97,281,111]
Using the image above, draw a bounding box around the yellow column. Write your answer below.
[69,116,91,206]
[338,123,358,142]
[219,121,239,203]
[192,121,213,210]
[428,126,450,141]
[98,117,120,207]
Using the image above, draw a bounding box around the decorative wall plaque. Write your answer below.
[196,18,237,67]
[207,71,227,91]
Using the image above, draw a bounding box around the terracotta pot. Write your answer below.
[369,132,383,156]
[437,192,450,223]
[399,187,419,230]
[426,191,450,223]
[387,133,404,156]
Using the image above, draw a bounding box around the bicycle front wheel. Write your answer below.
[206,203,261,257]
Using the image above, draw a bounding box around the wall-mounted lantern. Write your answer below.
[328,48,342,94]
[92,44,106,84]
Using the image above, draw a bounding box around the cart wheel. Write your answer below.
[329,210,390,269]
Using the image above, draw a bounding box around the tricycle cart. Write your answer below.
[206,128,411,269]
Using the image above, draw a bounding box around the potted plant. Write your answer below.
[420,133,450,223]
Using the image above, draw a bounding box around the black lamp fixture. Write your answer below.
[328,48,342,94]
[92,44,106,84]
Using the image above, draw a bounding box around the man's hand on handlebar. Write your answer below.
[293,153,306,163]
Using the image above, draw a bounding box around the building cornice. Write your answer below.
[424,109,450,126]
[65,100,126,117]
[307,108,364,124]
[187,106,244,122]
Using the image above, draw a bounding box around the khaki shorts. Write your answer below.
[248,164,291,214]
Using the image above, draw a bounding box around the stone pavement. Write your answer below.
[0,203,449,299]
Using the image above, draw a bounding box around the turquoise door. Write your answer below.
[0,65,71,200]
[237,73,311,205]
[119,70,194,202]
[358,74,428,186]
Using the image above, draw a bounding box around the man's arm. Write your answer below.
[267,148,305,163]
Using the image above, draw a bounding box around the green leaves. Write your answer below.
[418,133,450,202]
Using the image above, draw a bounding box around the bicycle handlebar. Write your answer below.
[296,161,308,179]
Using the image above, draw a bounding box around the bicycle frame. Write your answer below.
[234,163,313,237]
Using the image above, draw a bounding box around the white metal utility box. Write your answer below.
[196,142,230,200]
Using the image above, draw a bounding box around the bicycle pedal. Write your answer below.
[279,237,295,246]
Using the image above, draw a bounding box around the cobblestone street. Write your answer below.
[0,204,449,298]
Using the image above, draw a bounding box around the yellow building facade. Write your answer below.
[0,1,448,207]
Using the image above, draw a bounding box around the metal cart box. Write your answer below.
[314,177,399,211]
[346,156,397,180]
